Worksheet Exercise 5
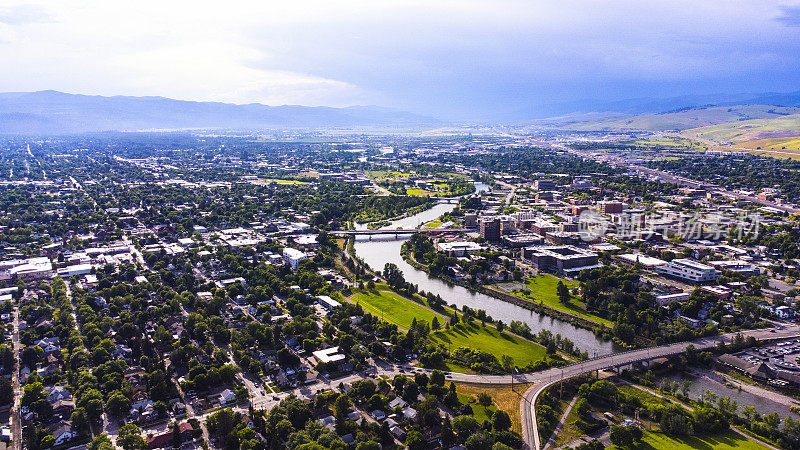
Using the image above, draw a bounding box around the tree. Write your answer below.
[383,263,406,289]
[89,435,115,450]
[609,425,633,447]
[557,281,571,304]
[453,415,481,442]
[492,410,512,432]
[477,392,493,408]
[117,424,146,450]
[465,433,494,450]
[106,390,131,417]
[430,370,445,387]
[405,430,426,450]
[575,398,591,418]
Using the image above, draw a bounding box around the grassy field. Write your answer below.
[423,219,443,229]
[349,290,444,330]
[430,322,547,367]
[682,113,800,143]
[406,188,436,196]
[455,382,532,434]
[610,430,769,450]
[456,393,499,425]
[502,275,613,327]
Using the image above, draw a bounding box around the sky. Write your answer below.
[1,0,800,120]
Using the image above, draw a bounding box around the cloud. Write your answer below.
[0,0,799,119]
[0,4,51,25]
[777,5,800,26]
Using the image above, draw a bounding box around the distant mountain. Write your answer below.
[533,104,800,132]
[507,91,800,121]
[0,91,441,134]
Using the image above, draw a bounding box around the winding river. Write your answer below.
[353,182,616,356]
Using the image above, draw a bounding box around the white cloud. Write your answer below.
[0,0,798,116]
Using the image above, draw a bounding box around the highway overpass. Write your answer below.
[514,326,800,450]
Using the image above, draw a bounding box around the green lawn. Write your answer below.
[406,188,436,196]
[430,322,547,367]
[456,393,499,425]
[423,219,443,229]
[611,431,769,450]
[503,275,613,327]
[349,290,444,330]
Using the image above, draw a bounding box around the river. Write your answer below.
[352,182,616,356]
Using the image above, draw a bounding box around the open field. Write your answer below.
[423,219,443,228]
[454,382,532,434]
[545,105,800,132]
[406,188,435,196]
[501,275,613,327]
[430,322,547,367]
[682,113,800,143]
[348,290,444,330]
[610,430,769,450]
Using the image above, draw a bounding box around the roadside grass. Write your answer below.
[551,395,587,447]
[430,322,547,367]
[617,385,675,409]
[610,430,770,450]
[454,382,532,434]
[349,290,444,330]
[502,274,613,327]
[444,361,477,374]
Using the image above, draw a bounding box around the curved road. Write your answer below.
[516,326,800,450]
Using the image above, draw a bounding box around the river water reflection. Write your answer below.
[352,182,615,355]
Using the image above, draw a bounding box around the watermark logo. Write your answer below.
[576,210,761,241]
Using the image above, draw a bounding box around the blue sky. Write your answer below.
[1,0,800,120]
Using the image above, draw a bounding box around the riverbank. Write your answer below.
[400,250,613,339]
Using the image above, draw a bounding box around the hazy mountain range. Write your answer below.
[2,90,800,134]
[0,91,440,135]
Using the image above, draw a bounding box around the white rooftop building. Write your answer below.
[283,248,308,270]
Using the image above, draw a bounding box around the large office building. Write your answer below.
[656,258,717,283]
[534,179,556,191]
[479,218,501,241]
[522,245,601,274]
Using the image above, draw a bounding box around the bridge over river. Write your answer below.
[331,228,471,236]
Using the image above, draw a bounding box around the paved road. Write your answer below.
[519,326,800,450]
[10,298,21,450]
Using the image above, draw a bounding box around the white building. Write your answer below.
[656,258,717,283]
[283,248,308,270]
[1,257,53,281]
[655,292,690,306]
[436,241,484,257]
[57,263,92,278]
[317,295,341,311]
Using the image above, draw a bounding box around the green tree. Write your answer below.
[557,281,571,304]
[492,410,512,432]
[117,424,146,450]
